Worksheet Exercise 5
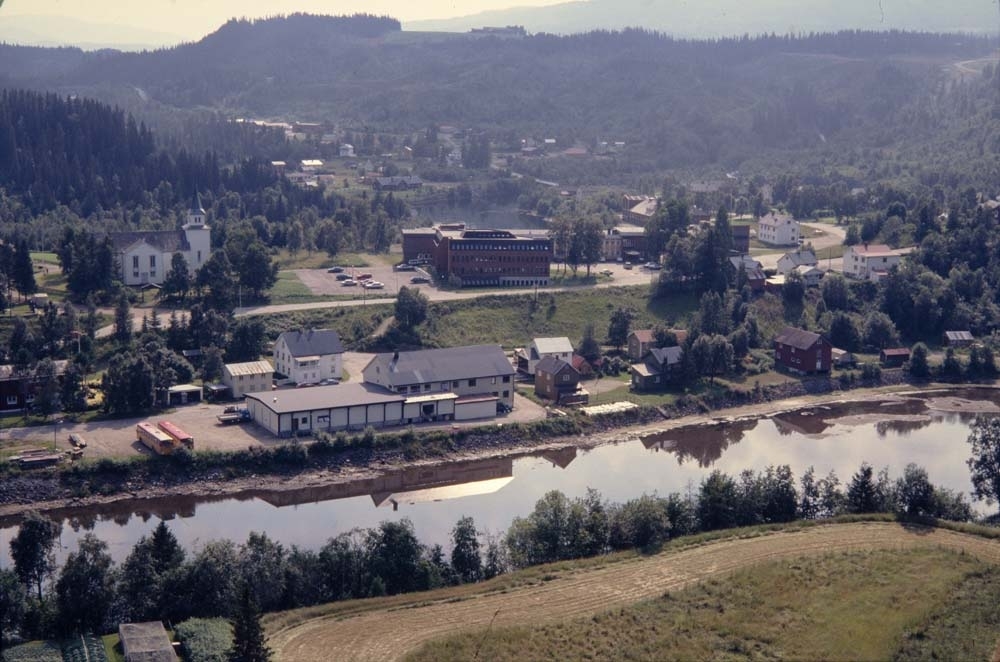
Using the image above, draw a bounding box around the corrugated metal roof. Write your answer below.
[366,345,514,386]
[225,361,273,377]
[246,383,403,414]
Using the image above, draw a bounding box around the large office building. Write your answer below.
[402,224,552,287]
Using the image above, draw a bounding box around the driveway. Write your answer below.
[755,222,846,271]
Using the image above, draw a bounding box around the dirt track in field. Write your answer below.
[270,522,1000,661]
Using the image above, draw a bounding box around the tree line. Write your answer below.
[0,459,980,650]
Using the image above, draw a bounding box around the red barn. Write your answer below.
[773,327,832,374]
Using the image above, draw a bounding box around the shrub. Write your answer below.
[174,618,233,662]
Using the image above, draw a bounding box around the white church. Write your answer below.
[112,194,212,286]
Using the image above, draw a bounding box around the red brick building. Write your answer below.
[403,224,552,288]
[773,327,832,374]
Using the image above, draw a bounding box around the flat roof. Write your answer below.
[406,392,459,404]
[247,383,404,414]
[455,394,498,404]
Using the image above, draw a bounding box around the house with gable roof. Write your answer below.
[535,356,587,404]
[363,344,515,410]
[773,327,832,374]
[630,346,684,391]
[515,337,574,375]
[112,193,212,286]
[777,249,818,275]
[273,329,345,384]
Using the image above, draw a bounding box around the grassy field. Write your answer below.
[405,547,996,662]
[272,249,396,271]
[269,271,326,304]
[418,286,698,349]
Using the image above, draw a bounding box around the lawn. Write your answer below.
[272,249,394,271]
[30,251,60,264]
[405,547,994,662]
[417,286,699,349]
[269,271,326,304]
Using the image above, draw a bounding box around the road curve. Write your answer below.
[270,521,1000,661]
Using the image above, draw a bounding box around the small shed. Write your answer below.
[944,331,974,348]
[880,348,911,367]
[831,348,856,368]
[118,621,177,662]
[165,384,202,406]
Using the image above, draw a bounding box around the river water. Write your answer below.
[2,389,997,564]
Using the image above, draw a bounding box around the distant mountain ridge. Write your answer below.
[2,13,999,192]
[407,0,1000,36]
[0,15,183,51]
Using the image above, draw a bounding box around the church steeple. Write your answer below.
[185,191,207,228]
[190,191,205,216]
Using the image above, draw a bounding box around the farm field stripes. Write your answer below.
[271,522,1000,661]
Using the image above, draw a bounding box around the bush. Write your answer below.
[4,641,63,662]
[175,618,233,662]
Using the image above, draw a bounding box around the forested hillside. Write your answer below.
[1,16,998,189]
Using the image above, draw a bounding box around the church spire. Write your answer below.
[190,191,205,216]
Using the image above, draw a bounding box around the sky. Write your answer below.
[0,0,565,41]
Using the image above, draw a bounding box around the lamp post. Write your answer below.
[52,417,62,452]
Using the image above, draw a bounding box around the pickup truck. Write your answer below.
[217,409,251,425]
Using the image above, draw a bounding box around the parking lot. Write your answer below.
[294,263,436,298]
[3,353,547,459]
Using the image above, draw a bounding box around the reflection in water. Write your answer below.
[640,418,758,467]
[772,410,834,437]
[4,391,1000,564]
[876,418,934,437]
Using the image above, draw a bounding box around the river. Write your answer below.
[1,389,997,564]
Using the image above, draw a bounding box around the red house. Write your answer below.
[773,327,832,374]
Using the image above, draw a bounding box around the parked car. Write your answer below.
[410,276,431,284]
[335,273,352,281]
[356,273,373,281]
[364,281,385,289]
[643,262,662,270]
[623,262,633,269]
[327,266,344,273]
[395,263,416,271]
[341,279,358,286]
[600,269,614,276]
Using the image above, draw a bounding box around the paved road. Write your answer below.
[269,521,1000,661]
[755,221,845,271]
[235,265,660,318]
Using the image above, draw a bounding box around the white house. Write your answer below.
[273,329,345,384]
[112,194,212,286]
[777,249,817,275]
[339,144,355,158]
[757,212,800,246]
[222,360,274,399]
[515,337,574,375]
[844,244,904,281]
[793,264,825,287]
[363,344,516,410]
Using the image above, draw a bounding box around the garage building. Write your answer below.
[244,383,487,437]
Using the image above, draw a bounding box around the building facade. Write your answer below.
[273,329,345,384]
[363,344,515,409]
[515,337,574,375]
[773,327,832,374]
[222,361,274,399]
[534,356,585,404]
[777,250,818,275]
[112,194,211,286]
[757,213,800,246]
[844,244,904,281]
